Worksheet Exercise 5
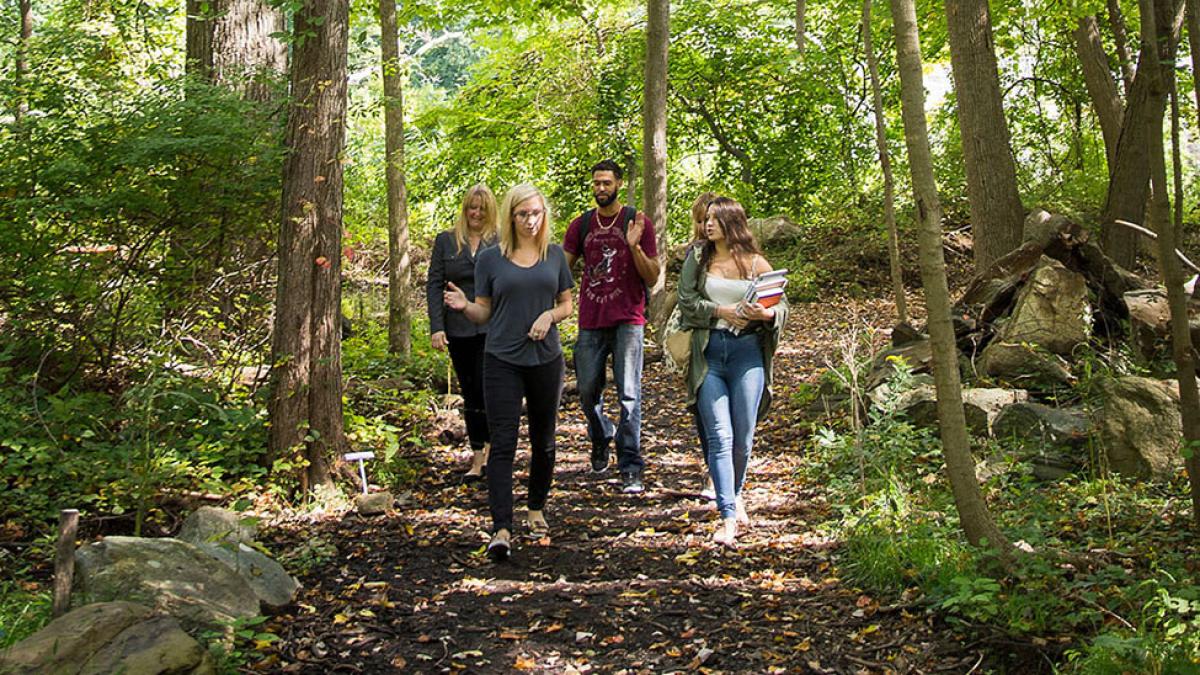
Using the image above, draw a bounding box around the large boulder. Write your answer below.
[884,385,1028,437]
[864,339,933,391]
[1124,288,1170,362]
[178,507,257,546]
[994,403,1091,481]
[978,341,1072,388]
[74,537,259,633]
[1000,256,1092,355]
[196,542,299,611]
[0,602,212,675]
[1097,377,1185,480]
[749,216,802,249]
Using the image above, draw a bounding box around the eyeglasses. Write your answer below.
[514,209,544,222]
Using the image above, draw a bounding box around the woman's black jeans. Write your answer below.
[447,334,489,450]
[483,353,565,534]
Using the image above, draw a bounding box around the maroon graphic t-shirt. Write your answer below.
[563,210,658,330]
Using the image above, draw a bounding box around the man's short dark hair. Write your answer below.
[591,159,623,180]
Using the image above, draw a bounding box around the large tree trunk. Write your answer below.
[1074,16,1124,166]
[863,0,907,324]
[944,0,1025,270]
[643,0,669,294]
[380,0,411,356]
[186,0,286,102]
[890,0,1009,551]
[1100,0,1183,269]
[1152,0,1200,529]
[268,0,349,492]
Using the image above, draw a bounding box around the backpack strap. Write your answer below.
[618,205,637,235]
[579,208,596,246]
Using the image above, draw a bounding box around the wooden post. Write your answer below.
[52,509,79,618]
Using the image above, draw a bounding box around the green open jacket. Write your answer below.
[676,244,789,421]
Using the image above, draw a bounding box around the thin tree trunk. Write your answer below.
[1109,0,1137,92]
[1074,15,1124,166]
[625,153,638,208]
[381,0,411,355]
[1188,0,1200,125]
[643,0,669,294]
[14,0,31,123]
[269,0,349,492]
[889,0,1009,552]
[1101,0,1183,269]
[863,0,907,324]
[1152,0,1200,529]
[944,0,1025,270]
[796,0,807,54]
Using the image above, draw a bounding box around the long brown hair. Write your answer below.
[690,191,718,243]
[700,196,761,278]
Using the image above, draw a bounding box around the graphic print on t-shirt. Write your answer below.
[583,228,628,306]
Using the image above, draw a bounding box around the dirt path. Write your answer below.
[260,297,981,673]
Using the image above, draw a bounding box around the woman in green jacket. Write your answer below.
[676,197,788,546]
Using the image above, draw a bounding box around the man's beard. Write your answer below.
[594,191,618,208]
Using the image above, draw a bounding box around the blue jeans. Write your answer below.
[575,324,644,473]
[697,330,765,520]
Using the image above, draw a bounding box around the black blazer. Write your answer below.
[426,231,491,338]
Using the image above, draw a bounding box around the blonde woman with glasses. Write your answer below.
[444,184,574,561]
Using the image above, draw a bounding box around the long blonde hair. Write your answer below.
[453,183,498,254]
[498,183,553,260]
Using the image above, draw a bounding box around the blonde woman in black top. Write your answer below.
[426,184,498,482]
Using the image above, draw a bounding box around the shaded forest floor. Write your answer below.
[251,295,1018,674]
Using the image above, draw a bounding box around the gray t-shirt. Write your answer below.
[475,244,574,366]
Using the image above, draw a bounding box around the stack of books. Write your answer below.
[733,269,788,335]
[743,269,788,308]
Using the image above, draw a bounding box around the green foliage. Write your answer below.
[201,614,280,674]
[0,581,51,650]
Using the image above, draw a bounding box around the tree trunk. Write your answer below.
[643,0,669,294]
[1074,16,1124,166]
[796,0,807,54]
[1187,0,1200,131]
[1153,0,1200,529]
[381,0,411,356]
[863,0,907,324]
[14,0,31,123]
[944,0,1025,270]
[625,153,639,209]
[1109,0,1136,91]
[1100,0,1182,269]
[269,0,349,492]
[889,0,1009,551]
[186,0,286,102]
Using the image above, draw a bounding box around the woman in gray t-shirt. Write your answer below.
[444,183,574,561]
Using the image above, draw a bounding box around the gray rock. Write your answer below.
[749,215,802,248]
[1098,377,1185,480]
[1125,288,1170,362]
[1001,256,1092,354]
[78,616,213,675]
[864,339,933,391]
[994,403,1091,481]
[0,602,152,674]
[74,537,259,634]
[178,507,257,546]
[978,341,1072,388]
[888,385,1028,437]
[356,492,394,516]
[196,542,299,611]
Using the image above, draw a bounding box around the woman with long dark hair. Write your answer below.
[676,196,788,546]
[444,184,574,561]
[426,184,498,481]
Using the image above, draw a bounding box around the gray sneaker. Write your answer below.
[621,471,644,494]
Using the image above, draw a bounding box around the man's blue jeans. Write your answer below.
[696,330,765,520]
[575,324,644,473]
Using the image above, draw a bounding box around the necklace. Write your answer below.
[595,210,620,230]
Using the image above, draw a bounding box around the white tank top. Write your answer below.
[706,275,752,331]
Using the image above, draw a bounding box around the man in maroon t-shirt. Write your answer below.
[564,160,660,494]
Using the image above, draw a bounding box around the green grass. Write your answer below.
[0,581,52,650]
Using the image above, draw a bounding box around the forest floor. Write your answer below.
[252,295,1011,674]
